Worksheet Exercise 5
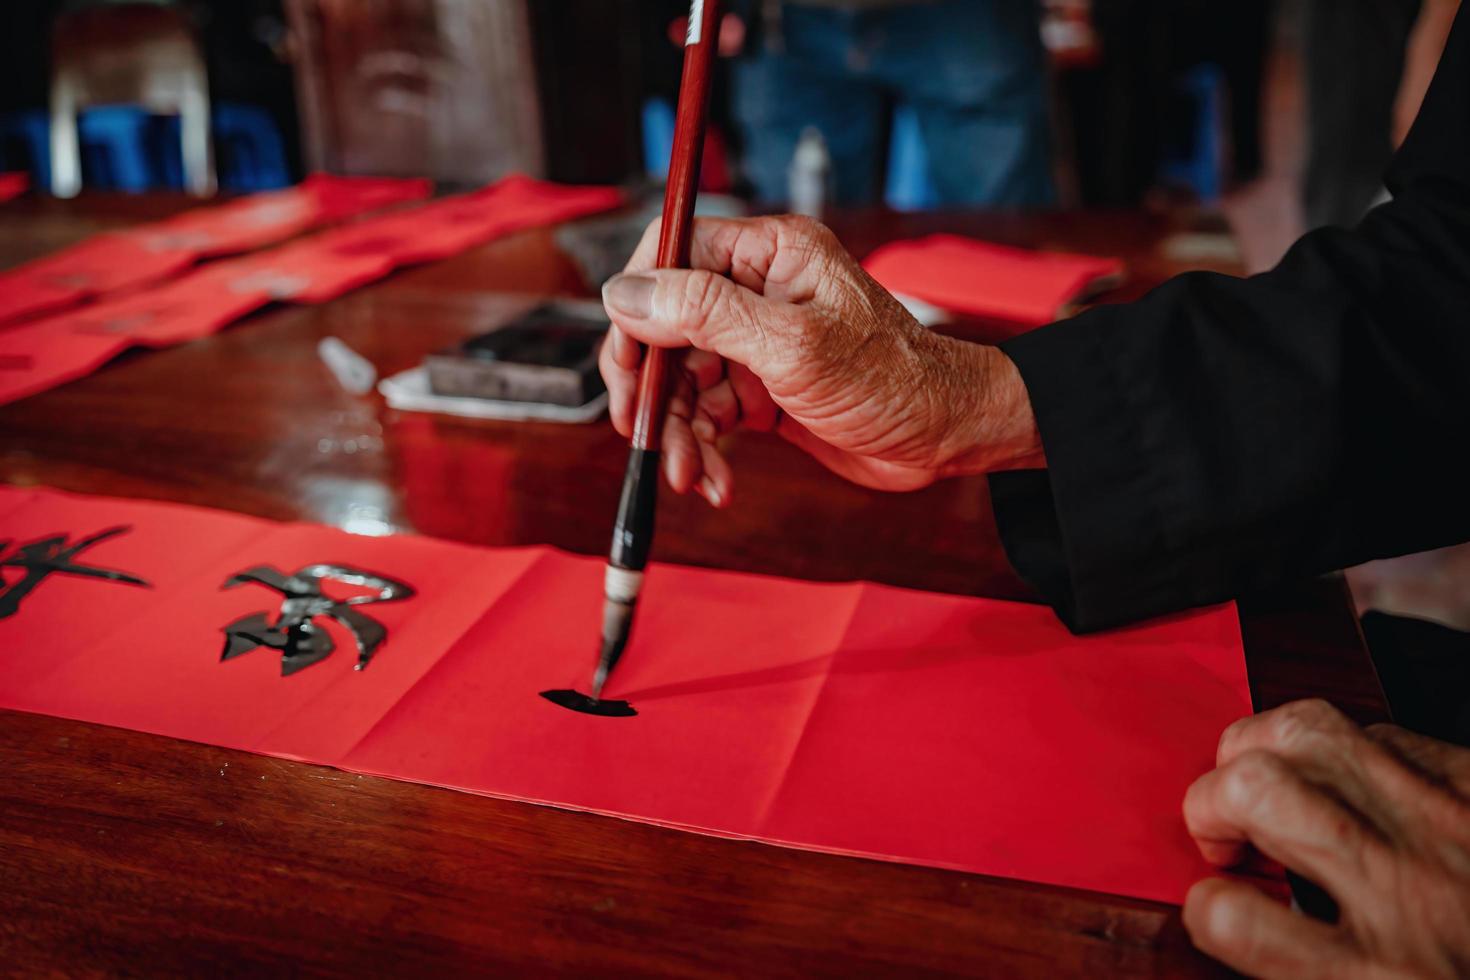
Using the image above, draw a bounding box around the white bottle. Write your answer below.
[788,127,830,218]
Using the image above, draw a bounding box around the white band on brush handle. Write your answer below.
[604,566,645,604]
[686,0,704,45]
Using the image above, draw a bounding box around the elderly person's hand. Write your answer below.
[599,215,1043,506]
[1183,699,1470,978]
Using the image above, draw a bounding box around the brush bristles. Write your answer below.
[591,596,635,699]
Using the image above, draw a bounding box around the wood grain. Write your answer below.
[0,194,1384,976]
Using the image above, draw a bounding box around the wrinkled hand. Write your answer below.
[599,215,1042,506]
[1183,699,1470,978]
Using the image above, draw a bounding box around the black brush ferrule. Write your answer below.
[610,447,660,570]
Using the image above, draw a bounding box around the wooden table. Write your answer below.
[0,194,1386,977]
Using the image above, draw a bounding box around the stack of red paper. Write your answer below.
[0,486,1252,905]
[864,234,1125,329]
[0,174,431,327]
[0,176,624,406]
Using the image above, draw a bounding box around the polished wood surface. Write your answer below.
[0,194,1386,977]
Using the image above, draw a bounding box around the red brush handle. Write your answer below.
[630,0,720,452]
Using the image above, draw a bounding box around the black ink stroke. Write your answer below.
[220,563,414,676]
[0,526,150,619]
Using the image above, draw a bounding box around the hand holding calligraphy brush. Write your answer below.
[592,0,721,700]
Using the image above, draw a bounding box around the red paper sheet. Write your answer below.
[0,486,1251,904]
[0,173,28,204]
[863,234,1126,330]
[0,174,430,327]
[0,176,625,406]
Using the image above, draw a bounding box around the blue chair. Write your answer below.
[77,105,156,191]
[0,110,51,189]
[2,105,157,192]
[884,103,939,212]
[48,2,214,197]
[3,102,290,194]
[210,103,290,191]
[153,103,289,192]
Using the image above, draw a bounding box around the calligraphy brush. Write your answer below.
[592,0,721,700]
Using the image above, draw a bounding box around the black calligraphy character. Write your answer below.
[0,526,150,619]
[219,564,414,676]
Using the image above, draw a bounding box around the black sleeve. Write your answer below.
[990,6,1470,633]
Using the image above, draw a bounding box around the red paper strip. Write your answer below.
[0,176,625,406]
[0,173,28,204]
[0,174,430,327]
[0,486,1251,904]
[863,234,1126,331]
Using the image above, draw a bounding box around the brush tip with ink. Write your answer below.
[591,583,637,699]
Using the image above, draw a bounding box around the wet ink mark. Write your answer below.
[0,526,150,619]
[539,689,638,718]
[220,563,414,676]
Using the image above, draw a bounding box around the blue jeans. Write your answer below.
[733,0,1055,207]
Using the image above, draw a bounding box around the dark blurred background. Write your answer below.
[0,0,1460,269]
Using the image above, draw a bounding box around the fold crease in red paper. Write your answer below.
[0,486,1250,905]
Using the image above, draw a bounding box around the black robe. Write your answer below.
[991,6,1470,633]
